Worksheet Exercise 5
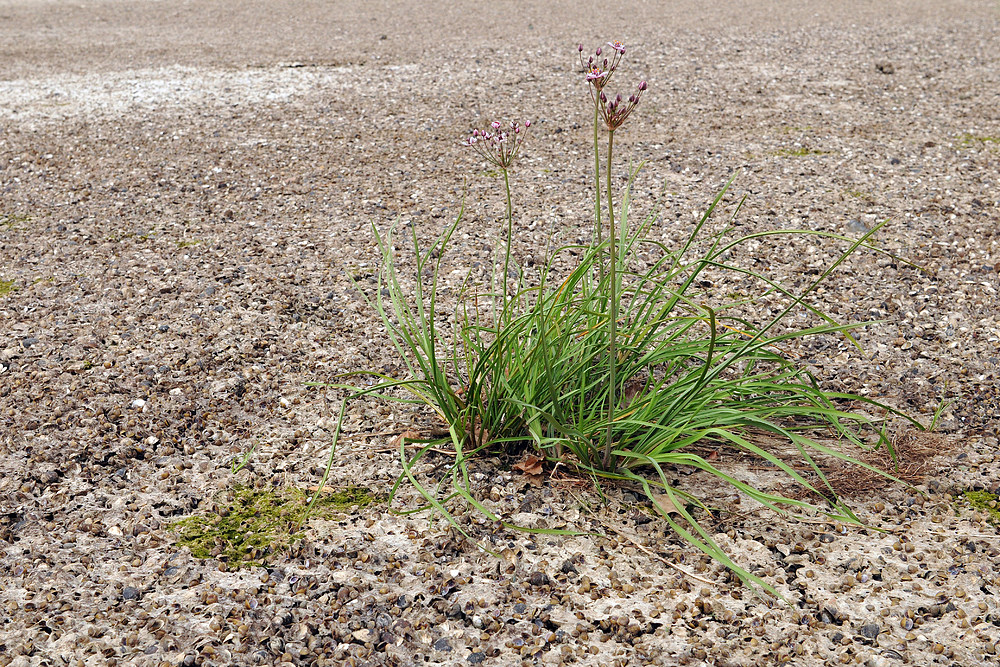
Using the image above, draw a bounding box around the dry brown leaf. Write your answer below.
[512,455,543,475]
[392,430,423,448]
[650,491,682,516]
[513,455,545,486]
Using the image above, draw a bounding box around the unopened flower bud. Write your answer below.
[524,120,531,127]
[492,121,501,130]
[578,44,584,52]
[638,80,648,91]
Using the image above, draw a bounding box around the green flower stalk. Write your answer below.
[581,41,648,469]
[464,119,531,320]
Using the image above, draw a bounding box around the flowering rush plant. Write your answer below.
[312,39,920,596]
[462,119,531,316]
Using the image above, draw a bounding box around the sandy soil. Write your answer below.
[2,1,1000,666]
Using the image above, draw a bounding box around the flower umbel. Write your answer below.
[600,80,647,131]
[579,41,626,98]
[464,120,531,170]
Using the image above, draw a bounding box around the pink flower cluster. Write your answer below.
[463,119,531,170]
[600,81,647,131]
[578,41,627,94]
[579,41,647,131]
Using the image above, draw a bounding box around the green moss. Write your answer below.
[177,240,201,249]
[0,279,16,297]
[773,147,831,157]
[958,133,1000,147]
[1,213,30,230]
[779,125,815,134]
[170,484,378,567]
[962,489,1000,526]
[107,230,154,243]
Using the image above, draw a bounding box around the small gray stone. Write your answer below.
[467,652,486,664]
[122,586,140,600]
[528,571,550,587]
[433,637,452,652]
[858,623,881,639]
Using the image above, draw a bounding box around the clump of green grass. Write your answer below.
[170,485,377,567]
[311,40,920,595]
[0,279,16,297]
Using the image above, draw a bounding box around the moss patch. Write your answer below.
[962,489,1000,526]
[0,279,16,297]
[844,188,876,203]
[958,133,1000,147]
[773,147,831,157]
[1,213,30,230]
[170,484,378,567]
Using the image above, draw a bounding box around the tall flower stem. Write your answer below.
[602,129,618,470]
[591,100,605,286]
[501,167,514,321]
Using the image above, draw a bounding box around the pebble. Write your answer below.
[859,624,881,639]
[528,571,551,587]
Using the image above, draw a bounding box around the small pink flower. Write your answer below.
[586,66,607,82]
[607,40,626,54]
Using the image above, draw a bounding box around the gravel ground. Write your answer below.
[2,1,1000,666]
